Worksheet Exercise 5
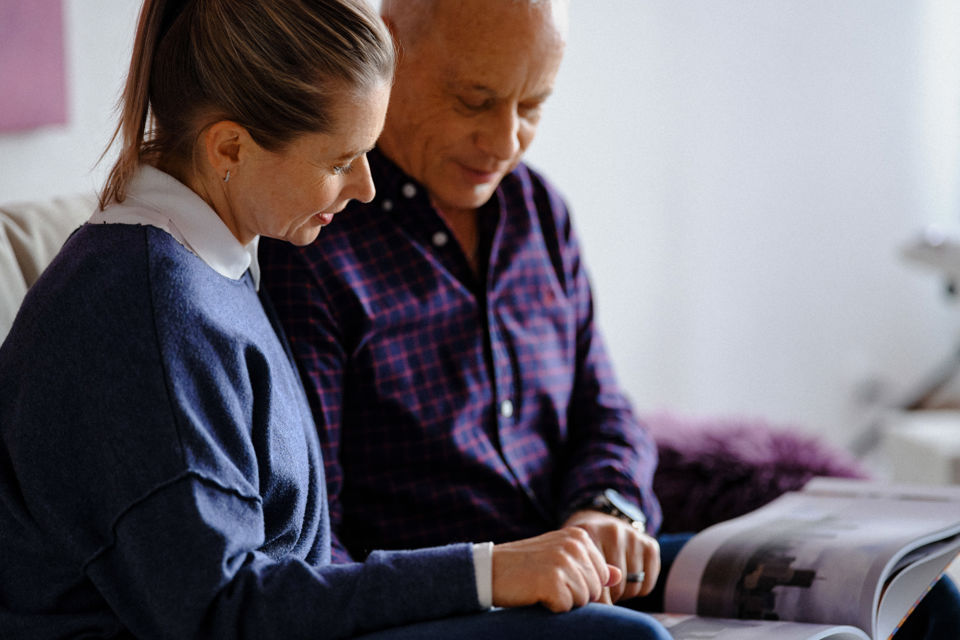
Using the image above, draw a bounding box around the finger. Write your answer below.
[580,554,605,603]
[620,535,645,601]
[579,529,612,593]
[545,580,575,613]
[641,538,661,596]
[565,565,593,608]
[605,563,622,587]
[621,566,644,601]
[564,530,602,604]
[609,545,628,602]
[599,585,614,605]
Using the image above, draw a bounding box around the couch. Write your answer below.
[1,193,97,339]
[0,192,869,533]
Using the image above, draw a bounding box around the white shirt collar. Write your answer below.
[89,165,260,289]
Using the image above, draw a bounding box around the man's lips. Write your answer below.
[458,162,501,185]
[313,212,335,225]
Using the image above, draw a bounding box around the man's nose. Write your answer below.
[475,105,521,161]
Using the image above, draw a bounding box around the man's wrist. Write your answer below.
[564,489,647,532]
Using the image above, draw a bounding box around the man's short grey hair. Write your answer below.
[381,0,568,46]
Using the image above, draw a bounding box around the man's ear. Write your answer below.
[202,120,253,181]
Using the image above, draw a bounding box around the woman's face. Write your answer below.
[224,81,391,246]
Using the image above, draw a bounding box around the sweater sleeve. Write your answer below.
[259,236,358,563]
[84,474,480,640]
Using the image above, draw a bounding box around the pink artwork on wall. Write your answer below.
[0,0,67,132]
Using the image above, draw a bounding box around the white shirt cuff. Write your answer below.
[472,541,494,609]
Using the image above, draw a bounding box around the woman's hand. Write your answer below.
[491,527,622,612]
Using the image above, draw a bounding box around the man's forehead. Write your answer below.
[440,70,556,103]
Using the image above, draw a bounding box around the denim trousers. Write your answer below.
[352,603,672,640]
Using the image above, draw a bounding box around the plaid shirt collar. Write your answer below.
[365,147,505,289]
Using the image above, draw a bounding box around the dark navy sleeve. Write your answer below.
[536,176,663,532]
[85,475,477,639]
[260,236,357,564]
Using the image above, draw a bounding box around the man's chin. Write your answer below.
[435,185,500,213]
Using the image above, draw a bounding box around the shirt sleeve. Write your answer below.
[549,192,663,533]
[472,542,494,609]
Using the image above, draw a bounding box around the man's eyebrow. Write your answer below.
[525,88,554,103]
[445,80,554,103]
[466,84,498,97]
[444,79,498,97]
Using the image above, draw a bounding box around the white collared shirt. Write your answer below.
[89,165,260,289]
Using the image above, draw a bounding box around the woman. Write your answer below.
[0,1,673,638]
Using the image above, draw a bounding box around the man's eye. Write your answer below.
[520,102,543,118]
[458,96,493,112]
[333,164,354,176]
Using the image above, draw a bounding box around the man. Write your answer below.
[260,0,664,605]
[260,2,960,633]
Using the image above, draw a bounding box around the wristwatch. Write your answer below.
[569,489,647,531]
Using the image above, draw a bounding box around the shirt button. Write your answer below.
[500,399,514,418]
[401,183,417,199]
[432,231,449,247]
[381,199,393,212]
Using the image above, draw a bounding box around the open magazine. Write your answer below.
[656,477,960,640]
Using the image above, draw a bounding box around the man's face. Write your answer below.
[378,1,566,214]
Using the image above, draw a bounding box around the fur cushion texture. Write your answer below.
[647,413,869,533]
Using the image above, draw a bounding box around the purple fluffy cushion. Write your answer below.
[646,413,869,533]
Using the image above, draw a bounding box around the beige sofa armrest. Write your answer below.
[0,194,97,342]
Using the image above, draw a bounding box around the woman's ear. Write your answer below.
[202,120,253,181]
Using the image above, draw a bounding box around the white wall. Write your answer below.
[526,0,960,448]
[3,1,960,451]
[0,0,139,204]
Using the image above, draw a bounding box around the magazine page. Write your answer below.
[801,477,960,504]
[875,535,960,639]
[790,478,960,640]
[663,478,960,639]
[652,614,870,640]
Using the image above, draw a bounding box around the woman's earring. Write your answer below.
[223,170,231,183]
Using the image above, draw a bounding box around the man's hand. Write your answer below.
[563,510,660,603]
[491,528,622,612]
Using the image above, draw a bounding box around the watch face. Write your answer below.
[603,489,646,524]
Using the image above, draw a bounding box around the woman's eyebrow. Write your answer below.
[333,145,375,163]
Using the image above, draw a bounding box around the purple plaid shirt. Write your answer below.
[260,148,661,562]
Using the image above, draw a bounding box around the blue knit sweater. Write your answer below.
[0,224,479,639]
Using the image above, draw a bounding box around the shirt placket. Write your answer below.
[483,199,553,525]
